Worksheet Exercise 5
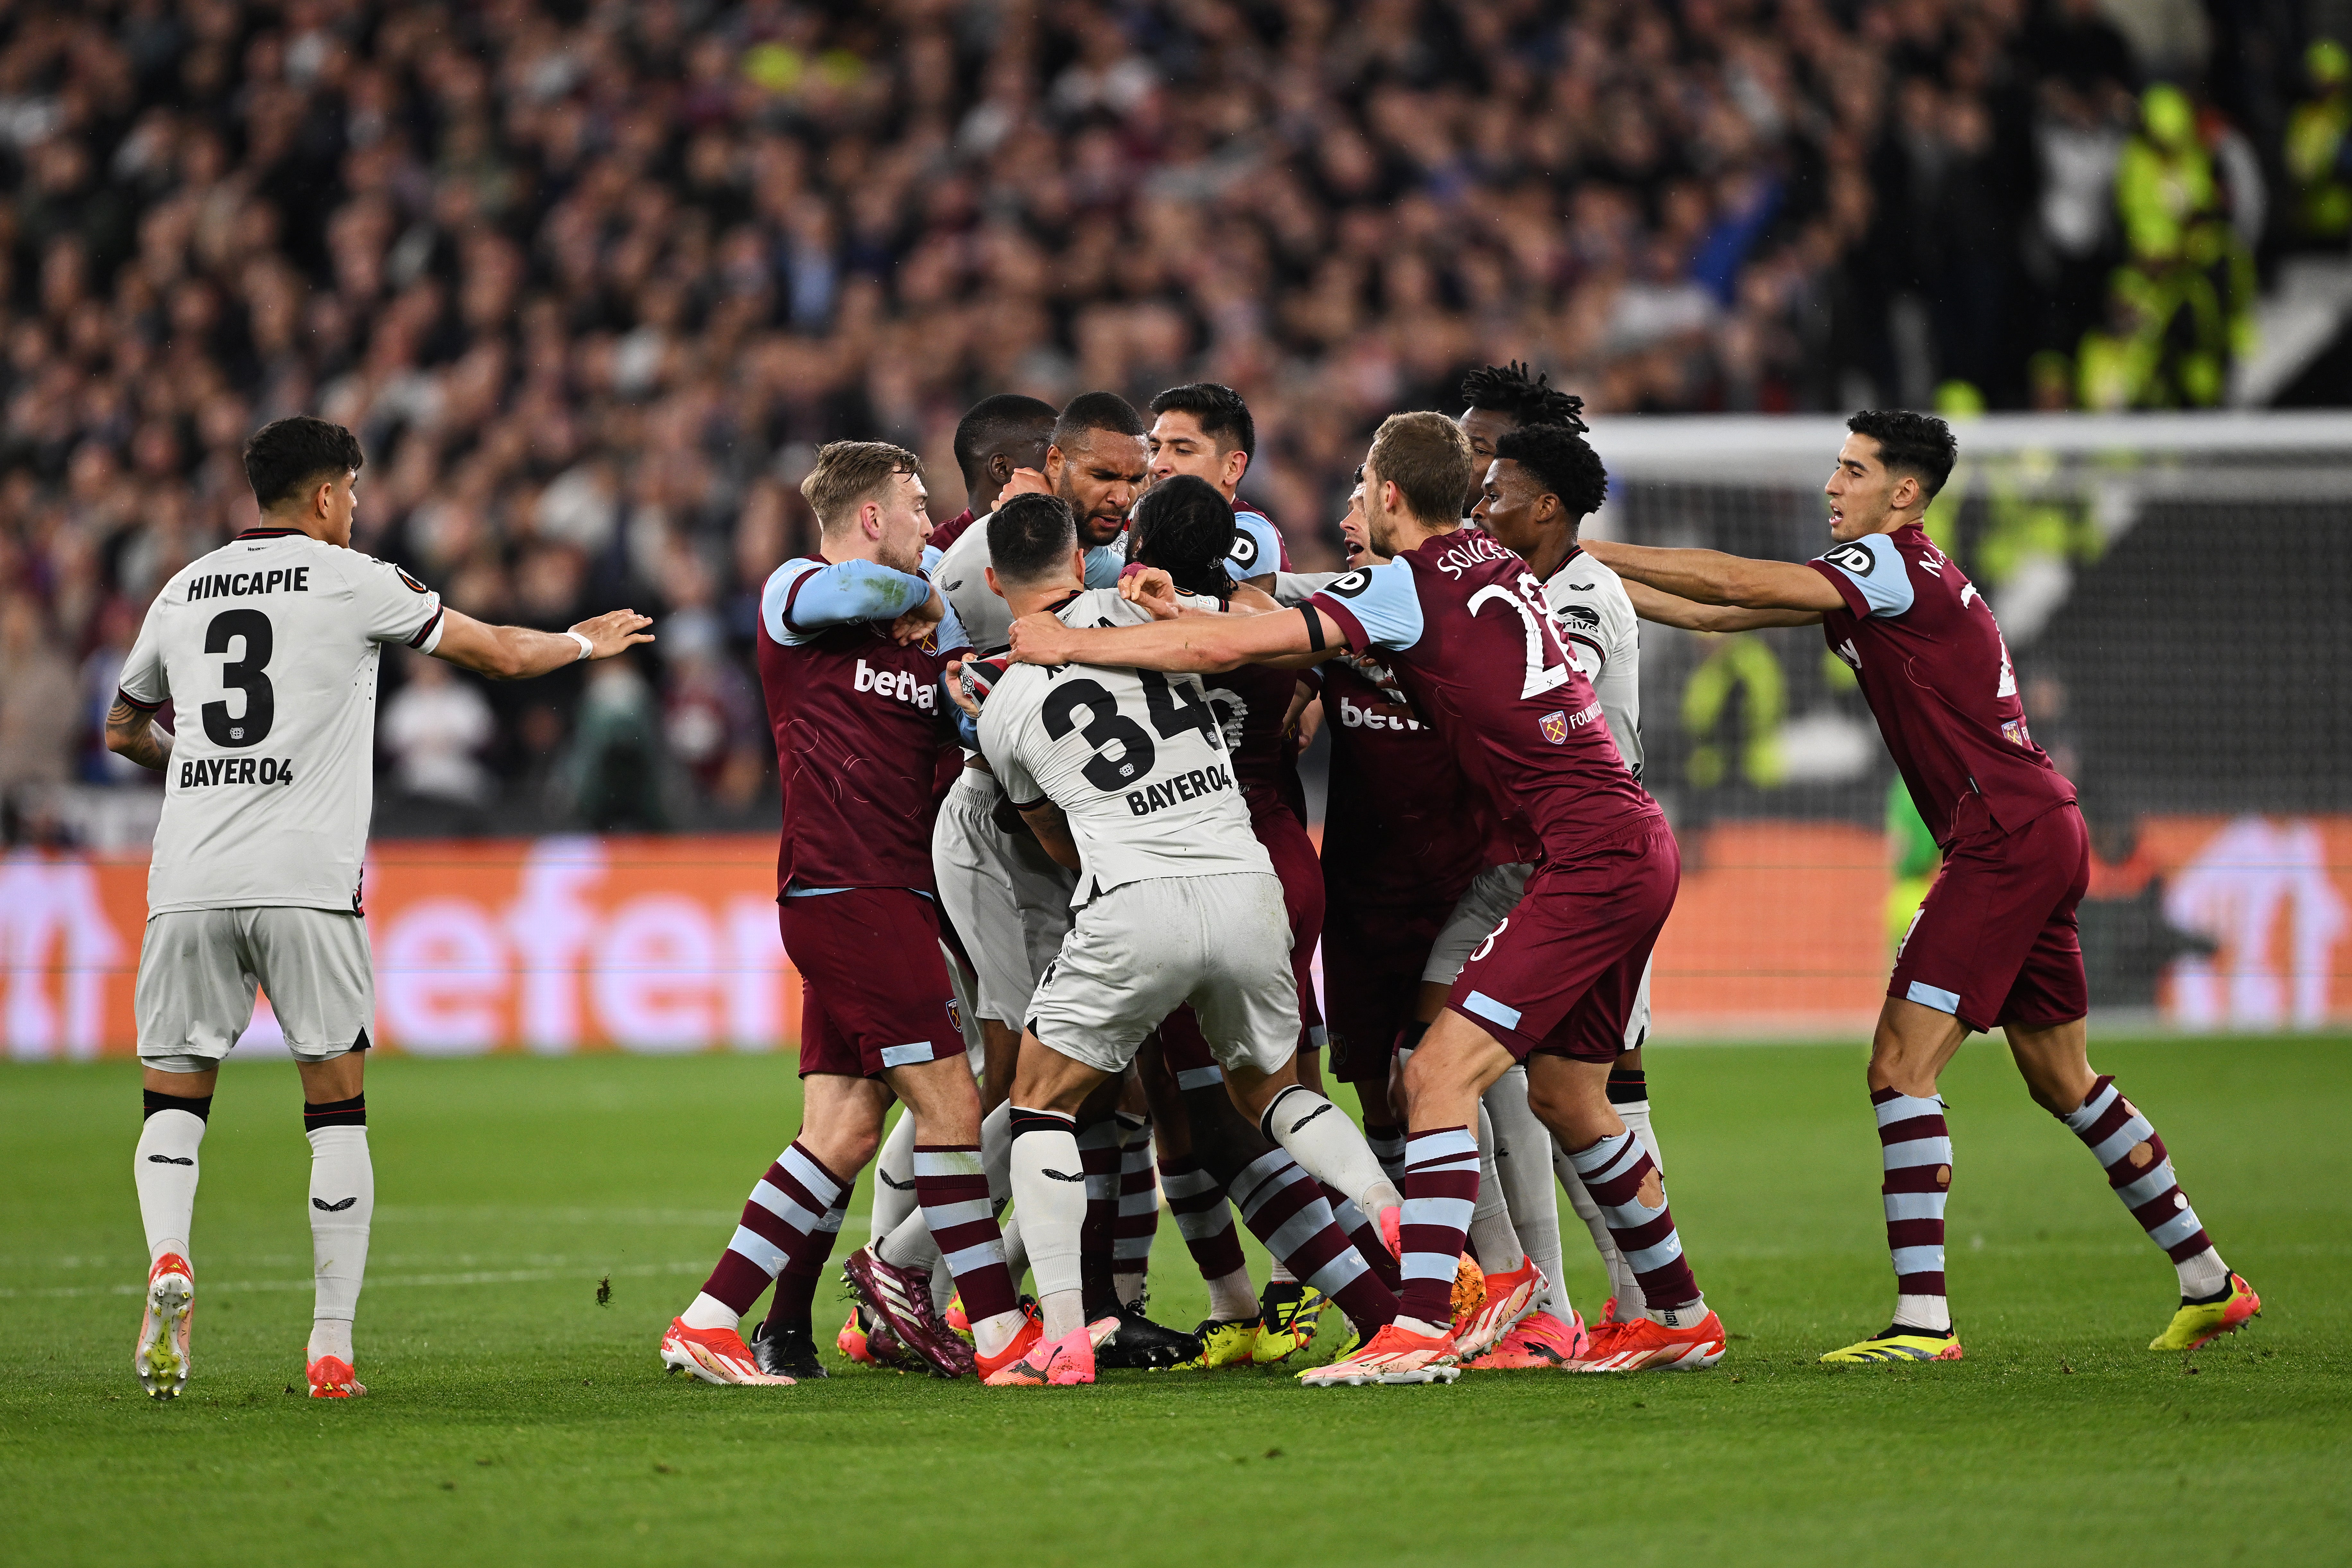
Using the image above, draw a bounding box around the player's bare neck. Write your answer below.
[1002,575,1086,617]
[260,506,336,545]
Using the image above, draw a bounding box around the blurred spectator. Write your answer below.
[561,658,669,833]
[381,653,496,808]
[2286,39,2352,246]
[0,0,2318,834]
[0,593,78,814]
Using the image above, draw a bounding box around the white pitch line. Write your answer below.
[0,1259,709,1301]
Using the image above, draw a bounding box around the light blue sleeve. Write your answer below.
[920,543,945,577]
[934,596,971,654]
[1224,510,1282,581]
[1082,542,1127,589]
[761,558,935,644]
[1309,558,1424,652]
[1813,533,1914,618]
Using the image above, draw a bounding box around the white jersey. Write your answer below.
[116,528,447,915]
[978,589,1272,904]
[1544,546,1642,779]
[932,515,1124,656]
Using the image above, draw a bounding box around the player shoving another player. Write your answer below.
[661,441,1034,1387]
[1590,409,2261,1362]
[971,491,1405,1386]
[1010,413,1729,1384]
[113,415,653,1400]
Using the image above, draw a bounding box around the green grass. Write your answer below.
[3,1039,2347,1567]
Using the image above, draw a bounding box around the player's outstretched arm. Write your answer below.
[103,698,174,771]
[1016,799,1082,869]
[1585,538,1844,614]
[433,607,654,680]
[1009,602,1342,674]
[1624,579,1823,632]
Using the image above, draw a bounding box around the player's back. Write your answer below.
[118,527,445,915]
[1811,523,2074,842]
[1311,527,1660,862]
[756,555,962,893]
[979,589,1271,904]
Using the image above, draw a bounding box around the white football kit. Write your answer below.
[116,527,446,1067]
[927,520,1124,1026]
[979,590,1295,1076]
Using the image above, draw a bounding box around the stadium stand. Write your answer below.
[0,1,2333,837]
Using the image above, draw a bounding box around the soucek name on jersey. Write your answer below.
[978,590,1273,905]
[116,528,448,915]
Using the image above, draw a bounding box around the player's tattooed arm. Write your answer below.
[1016,799,1082,870]
[1585,539,1844,614]
[434,607,655,679]
[103,699,174,771]
[1622,579,1823,632]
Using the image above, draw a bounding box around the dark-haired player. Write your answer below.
[1590,409,2258,1362]
[114,415,653,1400]
[1010,413,1726,1384]
[663,441,1033,1386]
[1146,382,1289,591]
[974,493,1402,1384]
[930,394,1058,555]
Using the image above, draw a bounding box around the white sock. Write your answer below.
[1040,1288,1086,1341]
[877,1204,943,1273]
[1009,1108,1087,1324]
[681,1291,739,1332]
[1896,1291,1953,1334]
[306,1125,374,1351]
[1618,1096,1663,1172]
[135,1109,205,1265]
[972,1308,1025,1359]
[1000,1208,1028,1290]
[1205,1264,1256,1320]
[1115,1270,1146,1307]
[309,1318,353,1363]
[870,1109,920,1245]
[1467,1100,1524,1274]
[1649,1293,1708,1330]
[981,1100,1014,1203]
[2177,1247,2229,1300]
[1268,1257,1297,1286]
[1260,1086,1399,1217]
[1484,1069,1565,1311]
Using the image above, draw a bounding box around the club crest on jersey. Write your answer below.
[2001,718,2033,748]
[1540,710,1569,745]
[947,996,964,1033]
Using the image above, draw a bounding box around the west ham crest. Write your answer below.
[1539,710,1569,745]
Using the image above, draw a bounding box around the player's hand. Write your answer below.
[1119,563,1179,620]
[571,609,656,659]
[942,657,983,719]
[999,466,1051,501]
[890,585,947,645]
[1008,611,1073,666]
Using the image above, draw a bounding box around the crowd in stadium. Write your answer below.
[0,0,2338,836]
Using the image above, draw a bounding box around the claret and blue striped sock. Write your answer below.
[1397,1125,1482,1328]
[1873,1087,1953,1333]
[2060,1076,2229,1300]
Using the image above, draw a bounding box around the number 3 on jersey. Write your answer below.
[202,608,275,748]
[1468,575,1574,701]
[1041,669,1223,793]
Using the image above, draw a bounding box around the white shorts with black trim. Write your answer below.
[931,767,1078,1026]
[1027,873,1298,1079]
[136,906,374,1074]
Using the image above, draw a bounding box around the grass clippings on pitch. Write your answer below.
[2,1039,2346,1568]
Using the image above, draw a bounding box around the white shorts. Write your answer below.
[1420,861,1653,1053]
[1027,873,1298,1079]
[932,766,1077,1025]
[136,907,374,1074]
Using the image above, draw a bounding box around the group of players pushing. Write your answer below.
[116,371,2260,1402]
[654,369,2262,1389]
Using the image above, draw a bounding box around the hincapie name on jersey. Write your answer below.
[1126,761,1236,817]
[178,755,297,788]
[186,567,313,601]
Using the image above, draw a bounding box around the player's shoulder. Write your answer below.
[1227,507,1281,578]
[934,518,990,584]
[1056,587,1148,629]
[1547,547,1636,625]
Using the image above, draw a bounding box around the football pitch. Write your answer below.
[4,1038,2346,1568]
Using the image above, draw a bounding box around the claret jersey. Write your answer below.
[1807,524,2075,845]
[116,527,447,915]
[979,589,1271,905]
[1308,527,1660,863]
